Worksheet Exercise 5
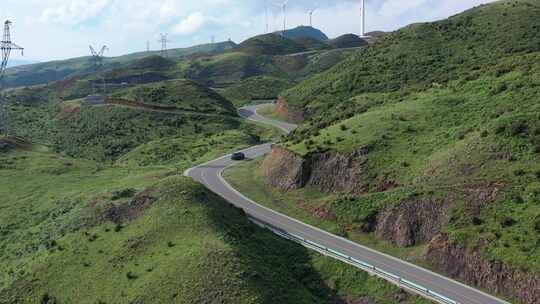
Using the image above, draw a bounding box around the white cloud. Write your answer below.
[40,0,111,25]
[172,12,206,35]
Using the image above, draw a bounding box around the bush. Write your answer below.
[525,183,540,204]
[514,169,526,176]
[126,271,138,280]
[112,188,137,200]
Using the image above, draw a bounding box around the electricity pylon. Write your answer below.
[0,20,24,135]
[158,34,170,57]
[89,45,108,95]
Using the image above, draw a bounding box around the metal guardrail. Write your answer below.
[250,218,460,304]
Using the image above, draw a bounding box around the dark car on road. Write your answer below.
[231,152,246,161]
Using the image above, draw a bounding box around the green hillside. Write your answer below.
[4,78,241,162]
[280,26,329,41]
[0,81,428,304]
[222,76,295,106]
[329,34,369,49]
[2,41,236,88]
[248,1,540,302]
[235,34,307,56]
[283,0,540,117]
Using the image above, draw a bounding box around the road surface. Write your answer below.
[186,104,509,304]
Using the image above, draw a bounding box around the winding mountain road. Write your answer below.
[185,104,509,304]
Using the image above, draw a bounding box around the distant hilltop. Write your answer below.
[275,26,329,41]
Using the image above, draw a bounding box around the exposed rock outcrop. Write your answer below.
[276,98,305,123]
[425,234,540,304]
[261,145,369,194]
[375,199,450,247]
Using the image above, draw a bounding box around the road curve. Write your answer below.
[186,104,509,304]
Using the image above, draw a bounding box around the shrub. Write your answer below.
[111,188,137,200]
[509,121,528,136]
[525,183,540,204]
[126,271,138,280]
[501,217,516,228]
[514,169,526,176]
[114,224,124,232]
[535,217,540,234]
[340,125,348,131]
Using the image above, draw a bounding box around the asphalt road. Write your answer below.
[186,104,509,304]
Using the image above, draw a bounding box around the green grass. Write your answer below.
[3,41,236,89]
[263,0,540,275]
[111,79,236,114]
[283,0,540,115]
[0,139,429,304]
[221,76,295,106]
[0,146,337,303]
[235,34,307,56]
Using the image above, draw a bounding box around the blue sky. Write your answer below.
[2,0,497,62]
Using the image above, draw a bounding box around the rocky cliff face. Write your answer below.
[275,98,305,123]
[426,234,540,304]
[261,145,369,194]
[375,199,450,247]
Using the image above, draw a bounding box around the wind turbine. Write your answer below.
[308,7,317,27]
[265,0,269,33]
[274,0,289,36]
[360,0,370,38]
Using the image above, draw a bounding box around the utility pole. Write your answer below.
[147,40,150,52]
[158,34,170,57]
[0,20,24,135]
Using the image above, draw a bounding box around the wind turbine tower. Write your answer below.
[275,0,289,36]
[265,0,269,33]
[308,8,316,27]
[360,0,369,38]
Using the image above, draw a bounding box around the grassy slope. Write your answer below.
[222,76,295,106]
[235,34,306,56]
[0,147,341,304]
[0,138,429,304]
[270,0,540,273]
[282,0,540,115]
[2,42,236,88]
[6,78,243,162]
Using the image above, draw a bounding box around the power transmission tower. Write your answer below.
[0,20,24,135]
[89,45,108,96]
[158,34,170,57]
